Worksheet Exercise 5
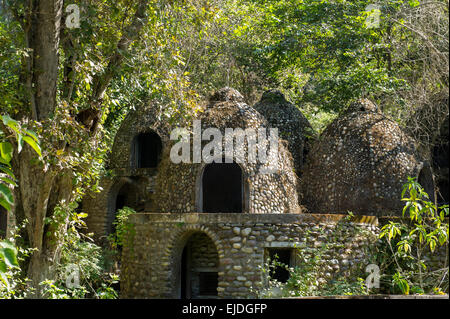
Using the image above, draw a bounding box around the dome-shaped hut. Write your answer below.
[153,87,300,214]
[253,90,315,176]
[300,99,435,216]
[83,102,170,238]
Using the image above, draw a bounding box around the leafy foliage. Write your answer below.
[42,201,118,299]
[107,206,136,251]
[0,114,41,211]
[256,221,372,298]
[0,113,41,292]
[378,177,449,294]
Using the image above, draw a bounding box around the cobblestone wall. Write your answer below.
[120,213,380,298]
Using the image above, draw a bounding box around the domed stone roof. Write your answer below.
[153,87,300,214]
[253,90,315,175]
[109,102,170,170]
[300,99,434,216]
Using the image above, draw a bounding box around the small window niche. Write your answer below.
[131,131,162,169]
[265,248,294,283]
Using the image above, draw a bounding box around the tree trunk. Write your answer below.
[14,0,64,296]
[9,0,149,297]
[25,0,64,121]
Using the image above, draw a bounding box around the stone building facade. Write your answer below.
[300,99,435,216]
[120,213,379,298]
[83,89,446,298]
[153,88,300,215]
[83,102,170,242]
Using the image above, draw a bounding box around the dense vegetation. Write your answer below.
[260,179,448,297]
[0,0,448,298]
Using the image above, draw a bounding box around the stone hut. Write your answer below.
[153,87,300,215]
[300,99,435,216]
[83,87,300,240]
[83,102,170,241]
[85,91,444,299]
[254,90,315,176]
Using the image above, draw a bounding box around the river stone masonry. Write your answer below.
[153,87,300,214]
[300,99,435,216]
[120,213,379,298]
[253,89,315,176]
[82,89,446,299]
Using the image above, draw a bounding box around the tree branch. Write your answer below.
[76,0,150,133]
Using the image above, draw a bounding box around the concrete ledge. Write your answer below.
[129,213,379,226]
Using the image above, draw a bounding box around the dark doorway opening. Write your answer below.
[199,272,218,296]
[109,181,138,235]
[133,131,162,168]
[179,232,219,299]
[267,248,292,283]
[202,162,243,213]
[180,245,188,299]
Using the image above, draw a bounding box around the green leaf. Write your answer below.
[0,183,13,204]
[429,239,436,252]
[0,198,11,211]
[408,0,420,7]
[24,129,39,142]
[0,245,19,268]
[0,156,10,165]
[0,142,13,163]
[0,165,15,179]
[22,136,42,157]
[0,176,17,187]
[1,114,20,135]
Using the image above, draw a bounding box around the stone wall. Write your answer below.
[120,213,380,298]
[83,168,158,242]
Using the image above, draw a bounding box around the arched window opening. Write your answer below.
[132,131,162,168]
[202,161,243,213]
[180,232,218,299]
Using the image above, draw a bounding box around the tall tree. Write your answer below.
[3,0,150,295]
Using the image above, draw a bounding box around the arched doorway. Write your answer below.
[201,161,243,213]
[107,180,139,235]
[131,131,162,168]
[179,232,219,299]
